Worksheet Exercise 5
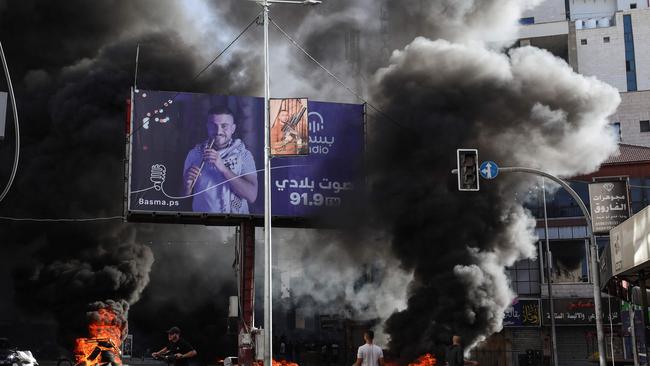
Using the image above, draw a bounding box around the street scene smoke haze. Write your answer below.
[0,0,623,364]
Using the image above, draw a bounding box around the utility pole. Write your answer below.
[251,2,321,366]
[502,167,607,366]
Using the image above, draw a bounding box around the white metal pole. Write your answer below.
[263,3,273,366]
[542,179,559,366]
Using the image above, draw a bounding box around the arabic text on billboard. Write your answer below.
[503,299,540,327]
[541,298,621,325]
[127,90,364,220]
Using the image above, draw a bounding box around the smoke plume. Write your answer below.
[0,0,260,353]
[368,22,619,361]
[0,0,622,362]
[257,0,619,358]
[274,229,413,345]
[87,300,130,341]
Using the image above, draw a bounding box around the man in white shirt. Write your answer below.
[354,330,385,366]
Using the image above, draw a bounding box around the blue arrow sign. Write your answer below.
[480,161,499,179]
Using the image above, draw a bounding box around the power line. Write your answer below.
[128,12,263,138]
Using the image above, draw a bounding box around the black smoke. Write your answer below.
[0,1,621,364]
[0,0,262,359]
[366,37,618,359]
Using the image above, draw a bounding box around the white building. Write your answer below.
[520,1,650,147]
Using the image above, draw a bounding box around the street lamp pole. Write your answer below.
[452,166,607,366]
[262,3,272,366]
[499,167,607,366]
[255,2,320,366]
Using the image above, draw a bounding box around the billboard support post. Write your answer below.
[452,165,607,366]
[239,220,256,366]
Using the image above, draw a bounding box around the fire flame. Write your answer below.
[386,354,437,366]
[272,360,300,366]
[74,308,124,366]
[407,354,437,366]
[255,359,299,366]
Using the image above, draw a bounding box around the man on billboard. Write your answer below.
[183,106,258,214]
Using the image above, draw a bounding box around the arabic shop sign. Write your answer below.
[542,298,621,325]
[504,298,541,327]
[588,179,630,235]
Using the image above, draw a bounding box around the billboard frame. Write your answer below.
[123,89,367,228]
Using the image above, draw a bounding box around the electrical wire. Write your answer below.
[0,41,20,205]
[129,12,263,138]
[269,17,412,133]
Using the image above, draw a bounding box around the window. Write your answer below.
[524,181,589,218]
[641,120,650,132]
[519,17,535,25]
[604,36,610,43]
[612,122,621,141]
[508,255,541,295]
[631,3,637,9]
[581,39,588,45]
[630,177,650,213]
[624,14,638,91]
[542,240,589,283]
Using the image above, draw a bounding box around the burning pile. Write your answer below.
[74,301,128,366]
[271,360,299,366]
[407,354,437,366]
[385,354,437,366]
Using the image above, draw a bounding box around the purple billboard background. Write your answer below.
[128,90,364,219]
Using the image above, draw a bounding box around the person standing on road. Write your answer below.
[446,335,478,366]
[152,326,197,366]
[354,330,384,366]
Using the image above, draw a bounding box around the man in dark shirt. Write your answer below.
[152,326,197,366]
[446,336,478,366]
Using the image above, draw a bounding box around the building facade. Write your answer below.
[487,145,650,366]
[520,1,650,147]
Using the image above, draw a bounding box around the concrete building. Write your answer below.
[480,145,650,366]
[520,1,650,147]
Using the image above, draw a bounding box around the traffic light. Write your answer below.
[457,149,479,191]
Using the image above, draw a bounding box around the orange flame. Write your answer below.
[254,359,300,366]
[385,354,437,366]
[73,308,124,366]
[407,354,437,366]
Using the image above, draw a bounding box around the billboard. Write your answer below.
[503,298,541,327]
[541,298,621,325]
[588,179,630,234]
[270,98,309,156]
[126,90,364,225]
[609,205,650,277]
